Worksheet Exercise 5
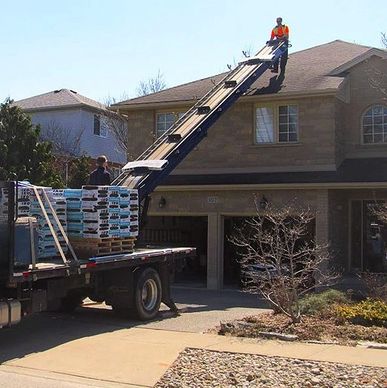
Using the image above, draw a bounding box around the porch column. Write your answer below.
[207,213,224,289]
[315,189,329,247]
[315,190,330,278]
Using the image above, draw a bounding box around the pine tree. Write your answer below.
[0,99,63,187]
[68,155,92,188]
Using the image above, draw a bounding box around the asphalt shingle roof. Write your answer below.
[115,40,374,107]
[15,89,106,112]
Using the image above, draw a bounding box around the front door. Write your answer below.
[350,200,387,272]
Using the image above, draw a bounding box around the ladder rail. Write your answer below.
[135,64,244,162]
[135,43,276,162]
[113,41,287,191]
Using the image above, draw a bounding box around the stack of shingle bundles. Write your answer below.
[64,189,83,238]
[119,187,131,238]
[108,186,121,238]
[0,187,9,221]
[17,187,31,217]
[81,185,110,239]
[30,187,68,258]
[129,189,139,238]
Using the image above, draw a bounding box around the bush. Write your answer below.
[299,289,349,315]
[336,299,387,327]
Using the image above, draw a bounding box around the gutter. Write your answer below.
[154,181,387,192]
[112,89,339,111]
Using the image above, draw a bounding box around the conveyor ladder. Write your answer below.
[113,41,288,200]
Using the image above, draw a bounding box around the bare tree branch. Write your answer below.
[136,70,166,97]
[364,32,387,99]
[229,196,338,323]
[39,120,84,157]
[381,32,387,49]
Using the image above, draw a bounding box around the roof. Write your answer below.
[115,40,385,108]
[15,89,107,112]
[160,158,387,186]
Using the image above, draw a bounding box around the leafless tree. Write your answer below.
[40,121,84,157]
[229,197,338,323]
[381,32,387,49]
[102,97,131,159]
[136,70,166,96]
[39,121,85,184]
[365,32,387,99]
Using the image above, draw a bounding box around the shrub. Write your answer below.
[336,299,387,327]
[299,289,349,315]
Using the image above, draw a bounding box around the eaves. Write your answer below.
[155,181,387,192]
[114,88,339,112]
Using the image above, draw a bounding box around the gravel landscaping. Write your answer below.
[155,348,387,388]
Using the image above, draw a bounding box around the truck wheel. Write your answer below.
[60,294,84,313]
[134,267,162,320]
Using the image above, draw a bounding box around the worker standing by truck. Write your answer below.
[270,17,289,74]
[89,155,111,185]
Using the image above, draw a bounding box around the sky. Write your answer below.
[1,0,386,104]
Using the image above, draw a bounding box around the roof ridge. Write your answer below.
[117,71,228,105]
[293,39,372,55]
[61,88,82,104]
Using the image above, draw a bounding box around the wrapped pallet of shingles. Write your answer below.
[0,187,9,221]
[29,187,68,258]
[108,186,121,238]
[64,189,83,238]
[81,185,110,239]
[129,189,139,237]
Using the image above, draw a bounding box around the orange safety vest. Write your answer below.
[271,24,289,40]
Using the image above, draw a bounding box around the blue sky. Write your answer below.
[1,0,386,103]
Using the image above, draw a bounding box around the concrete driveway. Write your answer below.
[81,286,269,333]
[0,287,267,387]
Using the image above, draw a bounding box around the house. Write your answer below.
[112,40,387,289]
[15,89,127,178]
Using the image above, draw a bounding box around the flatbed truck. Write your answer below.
[0,40,287,328]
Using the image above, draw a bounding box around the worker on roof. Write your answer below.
[270,17,289,74]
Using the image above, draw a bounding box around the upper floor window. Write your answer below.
[255,105,298,144]
[362,105,387,144]
[156,111,184,138]
[94,114,107,137]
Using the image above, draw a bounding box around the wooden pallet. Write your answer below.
[70,237,137,258]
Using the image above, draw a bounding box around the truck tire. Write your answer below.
[133,267,162,320]
[59,294,84,313]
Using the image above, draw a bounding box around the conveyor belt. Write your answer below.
[113,41,287,200]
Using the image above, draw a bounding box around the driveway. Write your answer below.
[0,286,267,387]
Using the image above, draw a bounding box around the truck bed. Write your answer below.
[12,247,196,282]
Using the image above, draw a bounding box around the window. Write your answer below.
[362,105,387,144]
[94,114,107,137]
[255,105,298,144]
[256,107,274,143]
[156,112,184,138]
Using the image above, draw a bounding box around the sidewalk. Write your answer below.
[4,327,386,388]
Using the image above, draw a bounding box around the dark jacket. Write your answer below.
[89,166,111,185]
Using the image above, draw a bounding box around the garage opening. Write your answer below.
[138,216,208,286]
[224,215,316,289]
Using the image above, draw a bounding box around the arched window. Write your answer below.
[362,105,387,144]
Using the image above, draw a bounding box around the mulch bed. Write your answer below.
[216,312,387,346]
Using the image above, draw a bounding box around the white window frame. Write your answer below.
[255,104,299,144]
[361,104,387,145]
[93,114,108,138]
[156,111,185,138]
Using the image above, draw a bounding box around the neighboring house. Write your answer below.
[113,40,387,289]
[15,89,127,178]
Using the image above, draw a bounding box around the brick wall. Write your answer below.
[123,95,337,173]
